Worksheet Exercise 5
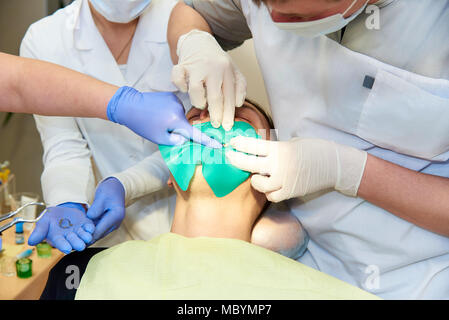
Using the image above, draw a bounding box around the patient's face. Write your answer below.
[186,101,271,140]
[168,101,272,203]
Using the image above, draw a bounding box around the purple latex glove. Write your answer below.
[87,177,125,243]
[107,86,222,148]
[28,202,94,254]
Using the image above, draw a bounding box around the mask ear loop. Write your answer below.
[343,0,369,16]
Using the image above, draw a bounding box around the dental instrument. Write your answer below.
[0,202,47,233]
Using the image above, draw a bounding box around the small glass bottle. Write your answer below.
[16,258,32,278]
[15,221,24,245]
[36,241,52,258]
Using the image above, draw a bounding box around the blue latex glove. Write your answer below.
[107,86,222,149]
[28,202,94,254]
[87,177,126,243]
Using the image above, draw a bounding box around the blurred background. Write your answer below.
[0,0,269,199]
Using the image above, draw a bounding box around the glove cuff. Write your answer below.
[334,144,368,197]
[106,86,135,124]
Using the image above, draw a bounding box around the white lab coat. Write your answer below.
[238,0,449,299]
[20,0,184,245]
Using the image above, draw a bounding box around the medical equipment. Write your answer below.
[159,121,261,197]
[172,29,247,130]
[15,221,24,244]
[87,177,125,243]
[0,202,47,234]
[36,242,52,258]
[272,0,369,37]
[89,0,152,23]
[107,86,222,148]
[16,258,32,279]
[16,248,34,260]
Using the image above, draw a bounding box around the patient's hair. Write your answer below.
[244,98,275,130]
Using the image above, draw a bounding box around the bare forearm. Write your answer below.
[167,2,211,64]
[0,53,117,119]
[358,154,449,236]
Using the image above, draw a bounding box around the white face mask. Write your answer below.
[273,0,369,37]
[89,0,152,23]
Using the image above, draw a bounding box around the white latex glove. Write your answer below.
[226,137,367,202]
[171,29,247,131]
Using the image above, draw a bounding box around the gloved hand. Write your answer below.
[226,137,367,202]
[171,30,247,131]
[28,202,94,254]
[87,177,125,243]
[107,87,222,149]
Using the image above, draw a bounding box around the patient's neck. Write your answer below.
[171,178,264,242]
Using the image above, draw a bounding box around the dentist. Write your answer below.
[0,52,217,146]
[168,0,449,299]
[23,0,219,255]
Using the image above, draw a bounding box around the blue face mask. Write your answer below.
[159,121,261,197]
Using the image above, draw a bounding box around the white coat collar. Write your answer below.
[72,0,174,86]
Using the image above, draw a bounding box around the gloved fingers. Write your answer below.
[234,66,247,107]
[86,195,106,220]
[266,188,288,203]
[205,74,224,128]
[251,174,281,194]
[76,229,93,244]
[92,211,120,242]
[221,67,237,131]
[226,150,269,174]
[171,65,188,92]
[52,235,72,254]
[28,218,49,246]
[65,232,86,252]
[166,132,188,146]
[172,122,222,149]
[188,75,207,109]
[101,226,117,240]
[230,136,272,156]
[82,223,95,234]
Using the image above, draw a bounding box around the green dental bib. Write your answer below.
[159,121,260,197]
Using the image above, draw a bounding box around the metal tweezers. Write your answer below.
[0,202,47,233]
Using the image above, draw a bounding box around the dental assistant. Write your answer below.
[168,0,449,299]
[24,0,220,254]
[0,52,215,145]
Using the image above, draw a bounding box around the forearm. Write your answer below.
[358,154,449,236]
[0,53,117,119]
[167,2,211,64]
[110,151,170,206]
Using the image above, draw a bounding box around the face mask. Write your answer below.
[89,0,152,23]
[273,0,368,37]
[159,121,260,198]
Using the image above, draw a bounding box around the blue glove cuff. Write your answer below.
[58,202,87,213]
[107,86,136,124]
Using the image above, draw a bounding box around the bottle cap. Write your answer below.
[15,221,23,233]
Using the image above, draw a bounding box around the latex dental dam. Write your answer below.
[159,121,260,197]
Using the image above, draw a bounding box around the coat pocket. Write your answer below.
[356,69,449,160]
